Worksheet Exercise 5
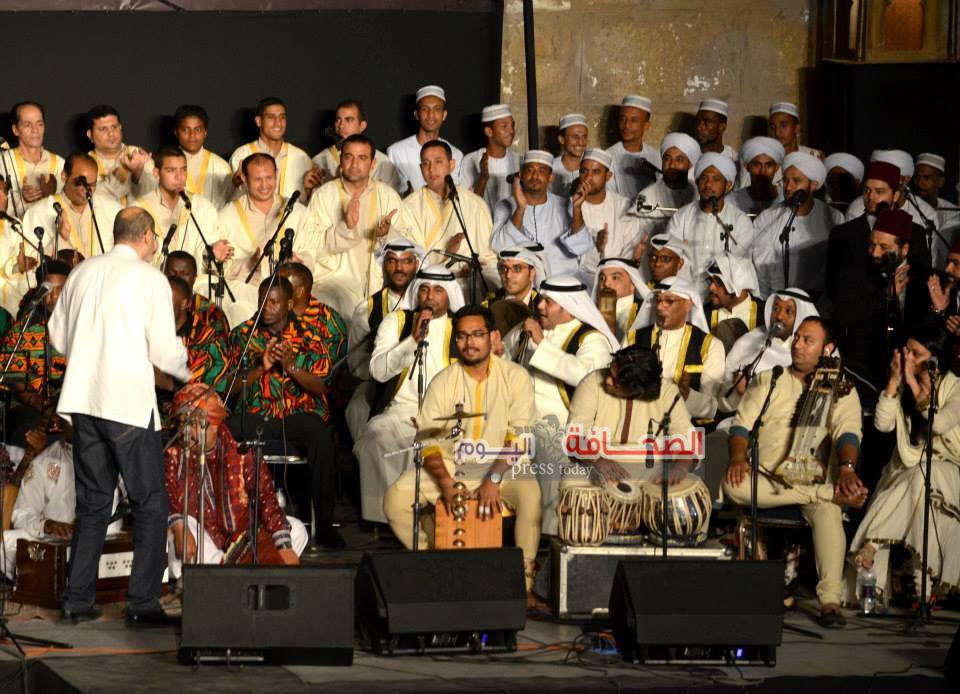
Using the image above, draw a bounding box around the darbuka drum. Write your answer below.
[558,487,609,546]
[603,480,643,534]
[488,298,530,336]
[641,476,711,546]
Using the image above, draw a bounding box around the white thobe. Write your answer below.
[20,193,120,261]
[574,191,642,288]
[184,148,233,209]
[491,193,592,277]
[0,218,23,313]
[89,146,157,206]
[228,139,313,201]
[753,200,842,297]
[49,245,190,430]
[936,197,960,233]
[459,148,520,214]
[635,178,699,239]
[1,147,63,216]
[656,325,725,420]
[304,178,407,319]
[219,194,310,282]
[312,146,401,192]
[386,134,464,193]
[133,189,219,270]
[605,142,661,201]
[550,155,580,197]
[356,312,453,522]
[665,201,756,285]
[728,186,783,217]
[718,330,792,412]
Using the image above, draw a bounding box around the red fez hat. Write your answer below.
[873,209,912,242]
[864,161,901,191]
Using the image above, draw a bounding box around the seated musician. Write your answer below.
[0,260,70,445]
[3,418,122,580]
[591,257,648,342]
[383,305,543,606]
[164,384,306,577]
[722,317,868,628]
[850,331,959,607]
[162,250,230,337]
[704,254,764,334]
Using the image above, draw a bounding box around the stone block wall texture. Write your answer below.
[500,0,816,155]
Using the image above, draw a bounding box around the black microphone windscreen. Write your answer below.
[286,190,301,208]
[772,365,785,378]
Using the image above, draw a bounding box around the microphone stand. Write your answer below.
[0,145,25,220]
[654,393,680,558]
[448,186,489,304]
[409,319,430,551]
[904,188,949,264]
[747,368,783,560]
[244,198,296,284]
[709,198,736,252]
[83,185,106,255]
[181,194,236,307]
[724,339,774,399]
[779,200,801,288]
[2,214,43,260]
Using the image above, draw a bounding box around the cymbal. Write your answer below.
[433,411,485,421]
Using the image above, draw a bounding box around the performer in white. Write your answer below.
[459,104,520,213]
[591,257,649,342]
[386,85,464,193]
[605,95,661,200]
[635,133,700,240]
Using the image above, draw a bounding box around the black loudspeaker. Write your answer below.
[609,559,783,665]
[947,625,959,686]
[179,565,354,666]
[355,549,526,655]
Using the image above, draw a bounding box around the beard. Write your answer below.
[870,250,901,276]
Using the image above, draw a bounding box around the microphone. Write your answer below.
[418,309,431,339]
[162,223,177,253]
[770,364,785,384]
[52,201,63,216]
[284,190,301,212]
[34,226,44,242]
[178,190,192,210]
[279,228,295,262]
[506,172,519,184]
[789,189,808,207]
[444,174,458,202]
[927,355,939,375]
[766,320,788,344]
[874,200,891,215]
[76,175,90,190]
[24,281,54,312]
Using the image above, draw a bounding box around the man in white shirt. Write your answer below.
[459,104,520,213]
[823,152,864,213]
[306,99,401,198]
[387,85,465,195]
[85,104,156,206]
[3,101,62,218]
[49,207,189,625]
[132,145,222,270]
[172,104,233,209]
[550,113,588,196]
[754,152,842,297]
[636,133,700,240]
[605,96,661,201]
[913,153,960,231]
[569,148,643,287]
[768,102,823,160]
[729,136,784,215]
[228,97,313,201]
[665,152,755,286]
[695,99,738,162]
[492,150,592,277]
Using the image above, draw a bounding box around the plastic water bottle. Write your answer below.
[858,566,877,615]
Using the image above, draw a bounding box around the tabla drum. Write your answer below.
[641,476,712,546]
[557,486,609,547]
[603,480,643,535]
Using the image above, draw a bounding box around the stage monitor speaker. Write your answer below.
[179,564,353,666]
[609,559,783,665]
[355,548,526,655]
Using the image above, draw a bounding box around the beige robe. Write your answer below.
[2,147,64,216]
[312,146,401,192]
[89,146,157,206]
[184,147,234,209]
[228,139,312,201]
[133,189,219,270]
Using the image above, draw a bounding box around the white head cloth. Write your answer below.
[782,151,827,187]
[740,136,785,166]
[659,132,701,168]
[705,254,759,296]
[698,99,729,117]
[416,85,446,103]
[915,153,946,173]
[518,241,548,289]
[481,104,512,123]
[731,288,819,377]
[622,95,653,113]
[764,288,818,338]
[871,149,914,179]
[539,274,620,351]
[379,238,425,265]
[769,102,799,119]
[404,264,465,312]
[522,150,554,168]
[582,148,613,170]
[630,275,709,334]
[591,258,648,301]
[559,113,588,130]
[695,152,737,183]
[823,152,864,182]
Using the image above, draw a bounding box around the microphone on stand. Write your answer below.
[927,355,939,377]
[76,175,91,192]
[34,226,45,243]
[161,223,177,255]
[444,174,459,202]
[279,228,295,263]
[179,189,193,209]
[283,190,301,213]
[24,281,54,313]
[789,189,808,208]
[765,320,788,345]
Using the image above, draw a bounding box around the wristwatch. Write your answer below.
[488,471,503,485]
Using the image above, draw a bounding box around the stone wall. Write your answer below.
[500,0,817,154]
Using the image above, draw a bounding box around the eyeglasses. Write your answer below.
[454,330,490,342]
[498,264,529,275]
[649,254,678,264]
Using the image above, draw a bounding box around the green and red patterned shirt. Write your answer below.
[181,295,231,388]
[0,313,65,401]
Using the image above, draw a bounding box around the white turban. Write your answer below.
[591,258,649,302]
[916,153,946,173]
[630,276,709,334]
[659,133,700,168]
[522,150,554,168]
[694,152,737,184]
[871,149,914,179]
[403,264,465,312]
[416,85,446,103]
[539,275,620,351]
[823,152,864,183]
[740,136,785,166]
[705,254,759,297]
[582,148,613,170]
[782,151,826,187]
[481,104,512,123]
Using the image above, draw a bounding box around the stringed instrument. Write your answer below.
[774,356,854,485]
